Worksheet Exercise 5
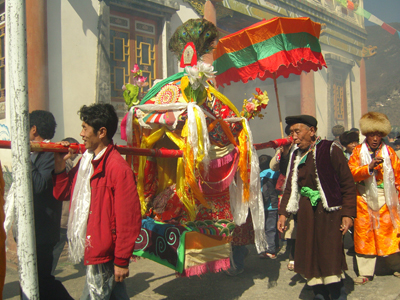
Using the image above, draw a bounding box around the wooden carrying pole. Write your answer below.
[0,137,292,155]
[273,74,284,138]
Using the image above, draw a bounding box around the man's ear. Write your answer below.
[98,127,108,139]
[30,125,37,135]
[309,126,316,137]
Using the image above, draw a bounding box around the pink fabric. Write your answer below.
[120,113,128,141]
[199,148,239,194]
[180,258,231,277]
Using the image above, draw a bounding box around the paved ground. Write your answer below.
[3,239,400,300]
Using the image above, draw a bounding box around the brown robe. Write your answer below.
[279,144,356,280]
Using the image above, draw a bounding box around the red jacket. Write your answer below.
[53,144,141,266]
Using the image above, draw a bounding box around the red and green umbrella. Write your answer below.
[213,17,327,137]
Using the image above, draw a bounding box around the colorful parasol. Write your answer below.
[213,17,327,137]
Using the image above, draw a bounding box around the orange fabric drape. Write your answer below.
[348,145,400,256]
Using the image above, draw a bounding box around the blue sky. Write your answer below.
[364,0,400,25]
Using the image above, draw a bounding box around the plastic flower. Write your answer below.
[255,88,269,108]
[185,61,216,90]
[240,88,269,120]
[245,102,256,113]
[131,64,141,75]
[133,76,148,88]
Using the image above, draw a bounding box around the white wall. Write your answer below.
[314,61,329,139]
[171,0,200,32]
[47,0,100,143]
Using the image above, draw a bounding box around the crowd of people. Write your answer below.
[3,105,400,300]
[252,112,400,300]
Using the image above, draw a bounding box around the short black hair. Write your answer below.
[78,104,118,140]
[62,137,79,144]
[259,154,272,171]
[339,131,359,147]
[350,128,359,132]
[285,124,291,136]
[29,110,57,140]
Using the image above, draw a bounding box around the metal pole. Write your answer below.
[6,0,39,298]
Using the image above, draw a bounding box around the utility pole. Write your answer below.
[6,0,39,298]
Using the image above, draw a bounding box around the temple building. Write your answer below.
[0,0,371,165]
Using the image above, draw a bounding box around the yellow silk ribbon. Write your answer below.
[193,107,205,169]
[207,85,240,117]
[165,131,197,221]
[238,129,250,202]
[180,76,191,103]
[137,127,166,215]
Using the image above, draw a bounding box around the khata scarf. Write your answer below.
[67,147,107,263]
[359,141,400,229]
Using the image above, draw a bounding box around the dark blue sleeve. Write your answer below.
[31,152,54,195]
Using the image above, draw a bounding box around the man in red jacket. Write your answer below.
[53,103,141,299]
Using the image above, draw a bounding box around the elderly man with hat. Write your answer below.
[348,112,400,285]
[277,115,357,300]
[340,131,360,161]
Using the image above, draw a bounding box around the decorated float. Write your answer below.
[120,18,273,277]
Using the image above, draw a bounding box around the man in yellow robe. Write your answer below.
[348,112,400,285]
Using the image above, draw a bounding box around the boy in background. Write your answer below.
[259,155,280,259]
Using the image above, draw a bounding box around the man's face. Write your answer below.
[345,141,359,154]
[395,144,400,150]
[80,122,101,152]
[366,132,383,150]
[290,123,315,150]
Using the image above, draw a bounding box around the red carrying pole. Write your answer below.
[0,137,292,157]
[0,140,183,158]
[254,136,292,150]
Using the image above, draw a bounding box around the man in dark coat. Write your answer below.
[277,115,357,300]
[29,110,73,299]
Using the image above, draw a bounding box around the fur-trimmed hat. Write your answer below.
[359,112,391,137]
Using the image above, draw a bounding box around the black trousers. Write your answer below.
[312,280,347,300]
[20,243,73,300]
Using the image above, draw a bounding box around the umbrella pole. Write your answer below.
[273,74,284,138]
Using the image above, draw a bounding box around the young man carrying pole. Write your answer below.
[53,103,141,299]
